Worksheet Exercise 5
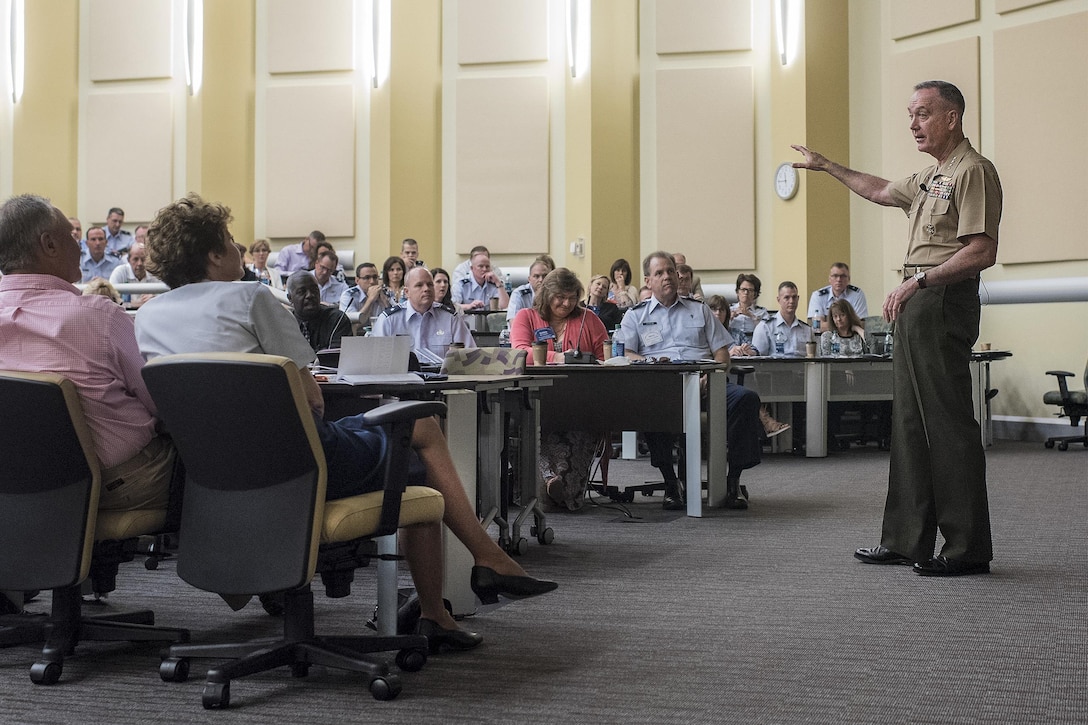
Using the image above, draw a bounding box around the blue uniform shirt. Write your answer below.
[618,296,732,360]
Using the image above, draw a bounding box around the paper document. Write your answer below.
[335,336,423,385]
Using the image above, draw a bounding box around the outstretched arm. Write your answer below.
[791,145,897,207]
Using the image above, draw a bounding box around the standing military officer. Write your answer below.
[793,80,1001,577]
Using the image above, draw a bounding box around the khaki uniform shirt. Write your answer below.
[887,138,1002,267]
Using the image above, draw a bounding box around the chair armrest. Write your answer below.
[1045,371,1075,403]
[362,400,446,426]
[730,364,755,386]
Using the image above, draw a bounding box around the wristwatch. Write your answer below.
[913,271,928,289]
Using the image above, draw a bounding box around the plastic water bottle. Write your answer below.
[812,318,820,334]
[830,335,840,356]
[773,331,786,357]
[504,274,513,295]
[885,329,894,357]
[498,323,511,348]
[612,325,625,358]
[257,268,272,286]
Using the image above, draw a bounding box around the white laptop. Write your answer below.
[335,336,423,385]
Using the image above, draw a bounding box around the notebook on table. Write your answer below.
[335,336,424,385]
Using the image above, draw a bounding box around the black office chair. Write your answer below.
[142,353,446,709]
[1044,359,1088,451]
[0,370,188,683]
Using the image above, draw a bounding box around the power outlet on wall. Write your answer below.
[570,237,585,257]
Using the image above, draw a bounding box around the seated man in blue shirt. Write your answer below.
[373,267,475,365]
[339,261,384,323]
[312,249,348,306]
[80,226,122,282]
[451,250,509,312]
[618,251,762,511]
[752,281,814,356]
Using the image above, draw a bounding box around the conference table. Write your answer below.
[527,361,730,518]
[738,351,1010,457]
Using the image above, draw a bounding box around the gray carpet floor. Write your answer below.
[1,440,1085,724]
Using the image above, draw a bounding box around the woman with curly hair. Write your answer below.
[137,194,556,650]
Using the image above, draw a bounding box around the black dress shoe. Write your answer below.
[417,618,483,653]
[854,545,912,565]
[470,566,558,605]
[913,555,990,577]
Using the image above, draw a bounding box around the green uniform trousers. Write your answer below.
[880,277,993,563]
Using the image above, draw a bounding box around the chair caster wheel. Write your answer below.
[202,681,230,709]
[510,537,528,556]
[1058,442,1069,451]
[369,674,402,700]
[30,660,62,685]
[395,646,427,672]
[536,527,554,545]
[144,557,159,570]
[160,657,190,682]
[1044,440,1055,449]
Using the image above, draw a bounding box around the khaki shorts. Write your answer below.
[99,435,176,511]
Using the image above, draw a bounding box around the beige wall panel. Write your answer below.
[656,67,754,270]
[882,38,979,267]
[264,85,356,238]
[994,13,1088,263]
[457,0,549,65]
[455,76,549,254]
[88,0,173,81]
[267,0,355,74]
[656,0,751,53]
[890,0,978,40]
[996,0,1059,13]
[84,92,173,221]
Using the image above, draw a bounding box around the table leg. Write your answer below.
[476,390,507,547]
[704,370,728,509]
[683,372,703,517]
[805,361,828,458]
[439,390,478,616]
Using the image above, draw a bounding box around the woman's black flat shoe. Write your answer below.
[469,566,558,605]
[416,618,483,653]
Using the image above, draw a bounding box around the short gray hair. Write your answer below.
[0,194,58,274]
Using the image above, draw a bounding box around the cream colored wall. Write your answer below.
[11,1,80,212]
[389,0,442,264]
[802,1,851,296]
[198,0,255,249]
[589,1,640,281]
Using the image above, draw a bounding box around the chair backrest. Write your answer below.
[863,315,891,334]
[440,346,526,376]
[0,371,100,592]
[142,353,327,596]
